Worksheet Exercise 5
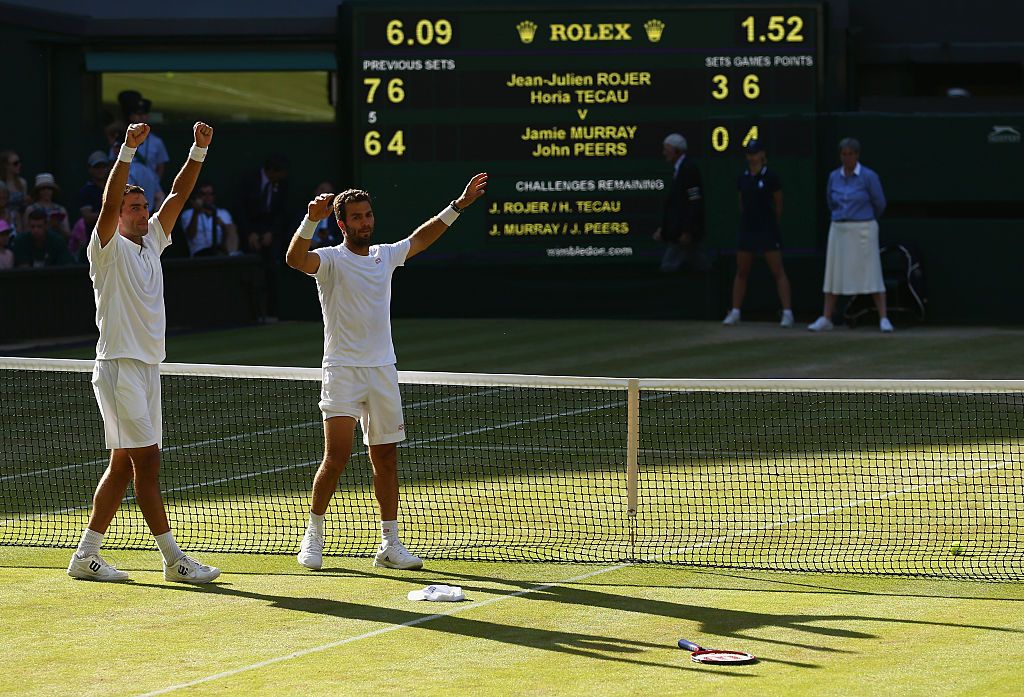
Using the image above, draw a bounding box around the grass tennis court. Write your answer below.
[3,320,1024,695]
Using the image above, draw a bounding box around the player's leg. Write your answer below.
[364,365,421,570]
[298,415,357,570]
[67,448,133,581]
[128,362,218,583]
[369,442,398,522]
[311,416,357,515]
[764,250,794,326]
[724,251,753,324]
[70,358,141,581]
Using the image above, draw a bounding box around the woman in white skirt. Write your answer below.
[808,138,893,332]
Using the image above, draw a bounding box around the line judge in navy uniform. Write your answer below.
[653,133,708,272]
[722,140,793,327]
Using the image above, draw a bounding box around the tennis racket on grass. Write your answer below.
[678,638,757,665]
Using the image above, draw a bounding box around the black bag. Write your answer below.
[845,243,927,327]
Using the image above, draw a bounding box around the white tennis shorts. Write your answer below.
[91,358,162,449]
[319,365,406,446]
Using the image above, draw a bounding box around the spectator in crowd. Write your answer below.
[809,137,892,333]
[181,181,239,257]
[239,153,290,319]
[308,181,341,249]
[71,151,112,258]
[25,173,71,240]
[12,209,74,267]
[0,183,18,233]
[653,133,708,272]
[1,150,29,228]
[722,140,794,327]
[118,91,169,182]
[104,120,164,210]
[0,219,13,270]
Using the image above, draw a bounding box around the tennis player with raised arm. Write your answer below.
[66,122,220,583]
[286,173,488,570]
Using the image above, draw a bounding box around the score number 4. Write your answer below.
[364,130,406,157]
[711,126,759,152]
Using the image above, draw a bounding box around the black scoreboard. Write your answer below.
[340,2,823,265]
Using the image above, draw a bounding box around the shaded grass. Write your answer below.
[1,548,1023,696]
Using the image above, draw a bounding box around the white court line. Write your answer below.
[136,458,1009,696]
[135,562,631,697]
[2,386,510,484]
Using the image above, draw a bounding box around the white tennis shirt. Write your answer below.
[87,215,170,364]
[311,239,410,367]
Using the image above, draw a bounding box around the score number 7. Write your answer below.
[364,78,405,125]
[364,78,406,104]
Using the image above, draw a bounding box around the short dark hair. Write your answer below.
[333,189,372,226]
[197,181,214,193]
[27,209,47,222]
[264,153,289,172]
[124,184,146,197]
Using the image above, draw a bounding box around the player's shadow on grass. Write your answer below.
[337,567,1023,660]
[128,580,753,675]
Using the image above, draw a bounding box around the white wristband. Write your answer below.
[189,144,208,162]
[298,216,317,239]
[437,204,460,226]
[118,145,136,163]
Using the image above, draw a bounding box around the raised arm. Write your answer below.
[156,122,213,234]
[406,172,488,260]
[285,192,335,274]
[95,123,149,247]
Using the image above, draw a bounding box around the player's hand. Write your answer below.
[193,122,213,147]
[652,227,662,241]
[307,192,334,222]
[125,123,150,147]
[454,172,488,209]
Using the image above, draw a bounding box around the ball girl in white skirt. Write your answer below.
[808,138,893,332]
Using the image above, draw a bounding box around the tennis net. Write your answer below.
[2,357,1022,579]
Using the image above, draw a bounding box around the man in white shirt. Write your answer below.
[67,121,221,584]
[285,172,488,571]
[181,181,238,256]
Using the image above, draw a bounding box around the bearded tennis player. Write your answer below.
[67,122,220,583]
[286,173,488,570]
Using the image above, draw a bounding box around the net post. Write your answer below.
[626,378,640,558]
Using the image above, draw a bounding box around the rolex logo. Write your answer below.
[644,19,665,42]
[516,20,538,44]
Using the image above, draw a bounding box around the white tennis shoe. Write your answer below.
[721,309,741,325]
[880,317,894,333]
[297,529,325,570]
[164,555,221,583]
[780,310,794,328]
[373,540,423,570]
[807,316,834,332]
[67,552,129,582]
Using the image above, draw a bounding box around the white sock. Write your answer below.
[75,528,103,558]
[783,309,793,316]
[308,512,325,535]
[381,520,399,545]
[154,531,183,565]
